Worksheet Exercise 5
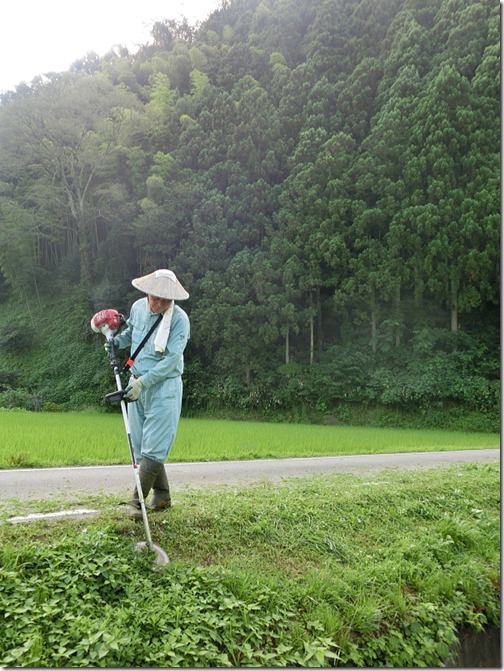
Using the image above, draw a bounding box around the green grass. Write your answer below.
[0,463,500,667]
[0,409,499,468]
[0,410,499,666]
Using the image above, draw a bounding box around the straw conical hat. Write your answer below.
[131,269,189,300]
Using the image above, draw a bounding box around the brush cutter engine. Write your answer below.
[90,309,124,340]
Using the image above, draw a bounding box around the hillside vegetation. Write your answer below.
[0,0,499,429]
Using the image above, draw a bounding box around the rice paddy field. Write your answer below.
[0,409,499,468]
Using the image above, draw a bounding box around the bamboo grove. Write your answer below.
[0,0,499,425]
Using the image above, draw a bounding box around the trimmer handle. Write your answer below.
[105,389,127,402]
[106,338,122,369]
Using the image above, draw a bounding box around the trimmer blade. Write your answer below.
[135,541,170,565]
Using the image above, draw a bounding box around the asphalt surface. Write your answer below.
[0,449,499,502]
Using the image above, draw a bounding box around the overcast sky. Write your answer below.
[0,0,221,93]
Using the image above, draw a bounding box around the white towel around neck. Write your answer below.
[153,303,174,352]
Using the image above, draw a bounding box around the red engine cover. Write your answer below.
[92,309,122,331]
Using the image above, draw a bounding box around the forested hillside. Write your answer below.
[0,0,499,430]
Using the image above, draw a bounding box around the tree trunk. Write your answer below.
[371,309,377,353]
[316,285,323,354]
[370,288,377,353]
[450,276,458,332]
[285,326,290,365]
[308,290,315,364]
[78,217,92,287]
[309,314,314,365]
[394,283,401,347]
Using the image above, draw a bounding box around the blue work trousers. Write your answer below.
[127,376,183,464]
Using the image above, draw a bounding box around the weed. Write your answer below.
[6,452,38,468]
[0,463,499,667]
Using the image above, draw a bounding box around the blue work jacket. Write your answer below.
[115,298,190,389]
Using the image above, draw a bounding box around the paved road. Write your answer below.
[0,449,499,502]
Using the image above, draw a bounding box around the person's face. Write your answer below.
[147,294,172,314]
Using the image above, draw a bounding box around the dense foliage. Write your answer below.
[0,0,499,426]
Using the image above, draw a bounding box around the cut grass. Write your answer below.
[0,463,500,667]
[0,409,499,468]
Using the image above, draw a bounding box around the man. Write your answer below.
[112,268,190,518]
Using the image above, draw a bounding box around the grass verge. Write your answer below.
[0,409,499,468]
[0,462,500,667]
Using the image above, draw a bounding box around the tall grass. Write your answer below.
[0,409,499,468]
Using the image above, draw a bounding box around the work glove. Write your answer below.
[124,377,143,401]
[104,338,118,354]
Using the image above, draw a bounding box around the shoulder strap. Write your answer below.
[123,313,163,372]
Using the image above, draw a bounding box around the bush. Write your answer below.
[368,353,500,415]
[0,388,42,411]
[0,323,35,354]
[0,370,18,391]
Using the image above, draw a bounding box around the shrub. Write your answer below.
[0,388,42,411]
[0,370,18,391]
[0,323,35,354]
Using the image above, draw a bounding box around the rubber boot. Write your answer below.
[149,464,172,511]
[127,456,165,520]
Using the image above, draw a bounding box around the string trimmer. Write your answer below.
[91,309,169,566]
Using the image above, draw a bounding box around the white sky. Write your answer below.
[0,0,222,93]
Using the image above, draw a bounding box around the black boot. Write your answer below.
[127,457,165,519]
[149,464,171,511]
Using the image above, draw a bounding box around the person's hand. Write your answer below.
[125,377,143,401]
[104,338,118,354]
